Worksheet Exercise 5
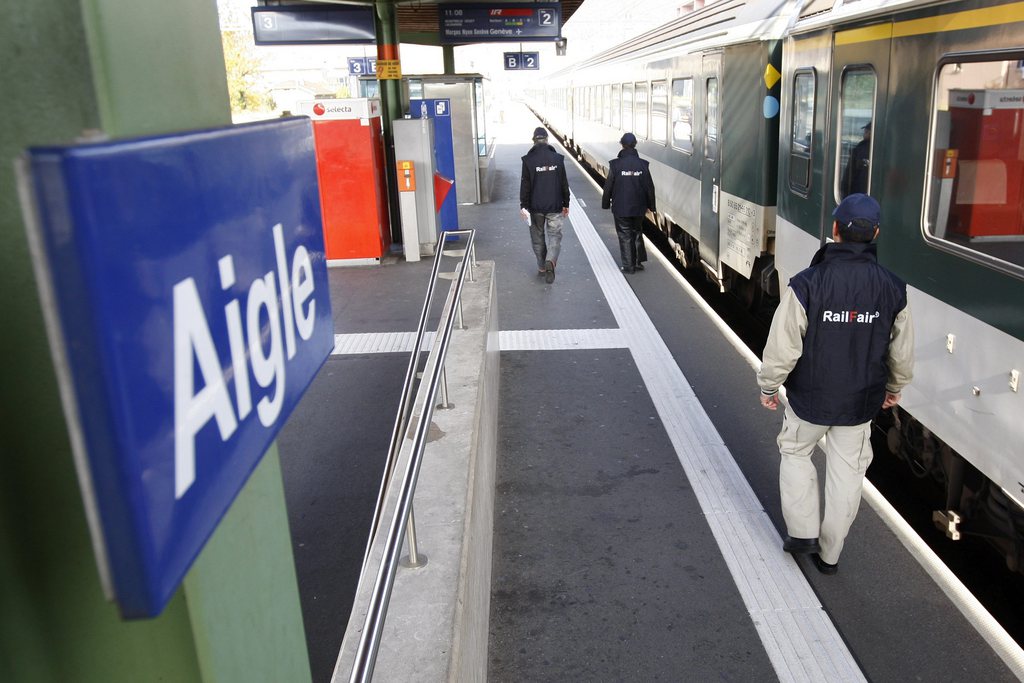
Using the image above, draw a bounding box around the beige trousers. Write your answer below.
[777,405,874,564]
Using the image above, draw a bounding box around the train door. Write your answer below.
[699,53,722,270]
[825,25,892,240]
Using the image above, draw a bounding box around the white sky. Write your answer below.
[216,0,684,82]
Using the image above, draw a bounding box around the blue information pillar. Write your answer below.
[22,118,334,618]
[411,98,459,232]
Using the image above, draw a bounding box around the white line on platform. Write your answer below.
[499,327,626,351]
[565,193,866,682]
[642,226,1024,681]
[331,332,434,355]
[334,329,628,355]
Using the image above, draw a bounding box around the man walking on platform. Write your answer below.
[756,193,914,575]
[520,126,570,284]
[602,132,656,274]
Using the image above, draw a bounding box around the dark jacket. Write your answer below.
[841,139,870,197]
[601,148,656,217]
[785,242,907,425]
[520,144,569,214]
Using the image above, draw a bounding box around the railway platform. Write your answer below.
[277,103,1022,682]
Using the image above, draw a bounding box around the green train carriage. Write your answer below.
[532,0,786,300]
[778,0,1024,569]
[531,0,1024,570]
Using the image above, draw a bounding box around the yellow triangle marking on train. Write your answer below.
[764,63,781,90]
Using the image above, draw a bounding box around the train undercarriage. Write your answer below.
[879,406,1024,574]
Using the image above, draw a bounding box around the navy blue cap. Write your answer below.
[833,193,881,226]
[532,127,548,140]
[620,132,637,145]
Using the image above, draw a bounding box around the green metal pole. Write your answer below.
[443,45,456,75]
[376,0,404,245]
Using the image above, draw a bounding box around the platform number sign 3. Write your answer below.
[260,13,277,30]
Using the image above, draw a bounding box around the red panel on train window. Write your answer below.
[947,89,1024,239]
[300,98,391,261]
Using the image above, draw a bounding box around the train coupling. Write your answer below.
[933,509,962,541]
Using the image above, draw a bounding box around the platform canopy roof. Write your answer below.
[287,0,585,45]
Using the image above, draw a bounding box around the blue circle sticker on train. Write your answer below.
[763,95,780,119]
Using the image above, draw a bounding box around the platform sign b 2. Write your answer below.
[21,118,334,618]
[504,52,540,70]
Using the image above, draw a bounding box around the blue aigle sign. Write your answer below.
[20,118,334,618]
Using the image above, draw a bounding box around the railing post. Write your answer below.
[437,366,453,409]
[399,505,427,568]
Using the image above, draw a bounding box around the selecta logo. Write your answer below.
[309,102,355,117]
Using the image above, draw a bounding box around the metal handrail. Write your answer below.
[348,229,476,682]
[363,230,478,565]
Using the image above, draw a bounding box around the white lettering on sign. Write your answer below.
[173,223,317,499]
[822,310,880,324]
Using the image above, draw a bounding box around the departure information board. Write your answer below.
[439,4,561,44]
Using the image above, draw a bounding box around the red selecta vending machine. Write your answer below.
[297,98,391,264]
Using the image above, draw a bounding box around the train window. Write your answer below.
[925,56,1024,272]
[705,77,719,158]
[789,70,815,193]
[603,85,612,126]
[671,77,694,153]
[622,83,634,134]
[635,82,649,139]
[836,68,876,200]
[651,80,668,144]
[611,84,621,128]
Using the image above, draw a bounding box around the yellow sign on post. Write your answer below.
[376,59,401,80]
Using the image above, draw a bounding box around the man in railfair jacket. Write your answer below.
[756,193,914,575]
[601,132,656,273]
[520,126,570,283]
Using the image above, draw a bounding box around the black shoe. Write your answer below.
[544,260,555,283]
[783,536,821,554]
[634,263,645,271]
[620,266,635,274]
[812,553,839,575]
